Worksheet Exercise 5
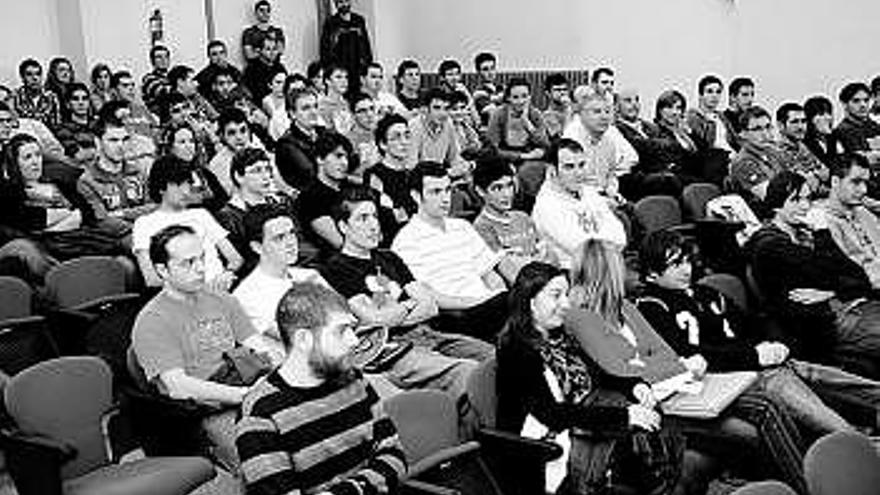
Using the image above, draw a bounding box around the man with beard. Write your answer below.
[236,281,407,495]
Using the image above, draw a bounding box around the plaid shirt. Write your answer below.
[13,87,60,130]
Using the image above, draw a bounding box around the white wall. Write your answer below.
[372,0,880,117]
[79,0,207,82]
[0,0,61,85]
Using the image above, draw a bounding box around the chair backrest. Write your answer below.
[384,389,461,465]
[730,480,797,495]
[634,195,682,234]
[682,182,722,220]
[45,256,127,309]
[5,356,114,480]
[804,431,880,495]
[466,356,498,429]
[0,276,33,321]
[697,273,748,313]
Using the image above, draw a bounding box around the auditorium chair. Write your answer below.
[0,356,216,495]
[804,430,880,495]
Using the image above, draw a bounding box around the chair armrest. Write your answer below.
[400,479,461,495]
[408,441,481,478]
[0,426,76,460]
[476,427,563,463]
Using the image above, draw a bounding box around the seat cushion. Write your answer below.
[64,456,216,495]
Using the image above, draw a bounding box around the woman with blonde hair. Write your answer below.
[568,239,809,493]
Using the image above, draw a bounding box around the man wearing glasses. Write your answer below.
[728,106,785,207]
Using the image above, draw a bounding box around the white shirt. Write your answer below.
[563,118,638,176]
[233,265,329,339]
[374,90,407,117]
[532,180,627,269]
[391,216,503,301]
[132,208,229,280]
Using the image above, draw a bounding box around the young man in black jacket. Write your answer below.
[638,227,880,435]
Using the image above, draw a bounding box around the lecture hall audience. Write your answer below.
[7,2,880,494]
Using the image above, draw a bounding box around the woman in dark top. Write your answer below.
[747,171,880,377]
[160,121,228,212]
[497,262,690,494]
[803,96,845,168]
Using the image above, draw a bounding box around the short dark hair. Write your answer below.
[331,185,379,223]
[591,67,614,84]
[729,77,754,97]
[396,59,419,80]
[255,0,271,11]
[283,73,309,100]
[474,52,496,70]
[230,147,269,187]
[206,39,226,54]
[349,92,373,112]
[374,113,408,152]
[738,106,771,132]
[149,224,195,266]
[697,75,723,95]
[504,77,530,101]
[243,202,290,245]
[544,73,568,92]
[424,87,449,107]
[110,70,132,89]
[306,60,323,80]
[323,63,347,81]
[548,138,584,168]
[147,155,193,203]
[473,158,516,190]
[776,102,804,124]
[839,82,871,104]
[764,170,807,212]
[285,87,316,113]
[804,95,833,125]
[438,59,461,77]
[830,153,871,179]
[94,108,127,138]
[276,282,351,349]
[167,65,193,90]
[210,65,237,86]
[871,76,880,96]
[218,107,249,136]
[408,161,448,195]
[149,45,170,64]
[18,59,41,79]
[360,61,382,78]
[229,147,269,187]
[448,90,469,108]
[639,229,687,278]
[160,92,189,122]
[314,131,351,161]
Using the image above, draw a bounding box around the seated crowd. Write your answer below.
[5,0,880,493]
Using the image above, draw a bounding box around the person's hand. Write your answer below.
[788,288,834,305]
[755,341,789,367]
[207,270,236,293]
[802,207,829,231]
[681,354,708,380]
[627,404,661,432]
[632,383,657,409]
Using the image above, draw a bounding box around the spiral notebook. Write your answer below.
[661,371,758,419]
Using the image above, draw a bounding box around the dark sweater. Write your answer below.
[635,283,762,372]
[496,324,632,435]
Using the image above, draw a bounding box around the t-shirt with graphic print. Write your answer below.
[320,249,415,307]
[132,289,257,386]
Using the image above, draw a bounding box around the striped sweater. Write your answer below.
[236,370,407,495]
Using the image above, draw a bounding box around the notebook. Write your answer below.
[661,371,758,419]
